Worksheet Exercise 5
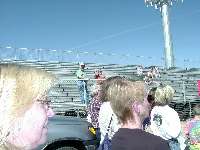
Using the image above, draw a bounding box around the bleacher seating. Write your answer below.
[0,59,200,120]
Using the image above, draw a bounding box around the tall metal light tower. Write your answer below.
[145,0,183,69]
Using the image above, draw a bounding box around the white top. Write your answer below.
[98,102,120,144]
[150,105,181,140]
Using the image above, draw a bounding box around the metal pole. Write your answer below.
[144,0,183,69]
[161,4,175,69]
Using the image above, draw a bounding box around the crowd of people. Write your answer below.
[0,62,199,150]
[87,73,200,150]
[136,65,161,85]
[76,62,200,150]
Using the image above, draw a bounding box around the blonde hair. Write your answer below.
[154,84,175,106]
[0,64,55,148]
[100,76,124,102]
[108,79,145,124]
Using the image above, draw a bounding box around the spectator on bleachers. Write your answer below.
[147,67,154,78]
[136,65,143,76]
[76,62,89,104]
[152,66,161,78]
[0,64,55,150]
[184,104,200,150]
[98,76,122,145]
[149,84,186,150]
[144,67,161,85]
[94,69,106,85]
[109,79,170,150]
[144,68,154,85]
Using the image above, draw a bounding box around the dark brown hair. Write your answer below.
[147,87,157,107]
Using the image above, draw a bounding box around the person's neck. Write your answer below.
[121,119,142,130]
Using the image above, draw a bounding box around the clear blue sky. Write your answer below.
[0,0,200,68]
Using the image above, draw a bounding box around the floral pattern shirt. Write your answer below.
[87,92,102,128]
[184,119,200,149]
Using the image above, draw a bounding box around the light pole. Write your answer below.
[145,0,183,69]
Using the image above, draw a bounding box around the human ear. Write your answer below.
[132,102,140,114]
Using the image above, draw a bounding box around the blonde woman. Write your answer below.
[0,64,55,149]
[150,84,186,150]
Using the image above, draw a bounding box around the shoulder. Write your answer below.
[99,102,112,118]
[151,105,179,117]
[100,102,112,112]
[112,129,170,150]
[143,132,170,149]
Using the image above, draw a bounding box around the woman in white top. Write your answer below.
[149,84,186,150]
[98,101,120,144]
[98,76,122,144]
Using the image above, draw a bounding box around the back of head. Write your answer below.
[154,84,175,106]
[0,64,55,147]
[147,87,157,106]
[100,76,124,102]
[79,62,85,68]
[107,79,145,124]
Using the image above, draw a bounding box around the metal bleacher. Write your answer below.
[1,59,200,120]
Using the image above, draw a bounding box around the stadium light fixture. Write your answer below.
[145,0,183,69]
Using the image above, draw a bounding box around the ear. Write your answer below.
[132,102,140,114]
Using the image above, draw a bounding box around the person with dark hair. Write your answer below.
[98,76,123,145]
[108,79,170,150]
[184,104,200,149]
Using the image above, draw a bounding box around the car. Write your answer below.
[36,110,99,150]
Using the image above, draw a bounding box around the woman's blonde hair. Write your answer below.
[0,64,55,148]
[154,84,175,106]
[107,79,145,124]
[100,76,124,102]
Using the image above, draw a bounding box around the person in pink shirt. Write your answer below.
[0,64,55,150]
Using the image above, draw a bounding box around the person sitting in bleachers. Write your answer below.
[152,66,161,78]
[94,69,106,85]
[136,65,143,76]
[144,67,161,85]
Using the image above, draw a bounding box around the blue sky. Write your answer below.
[0,0,200,68]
